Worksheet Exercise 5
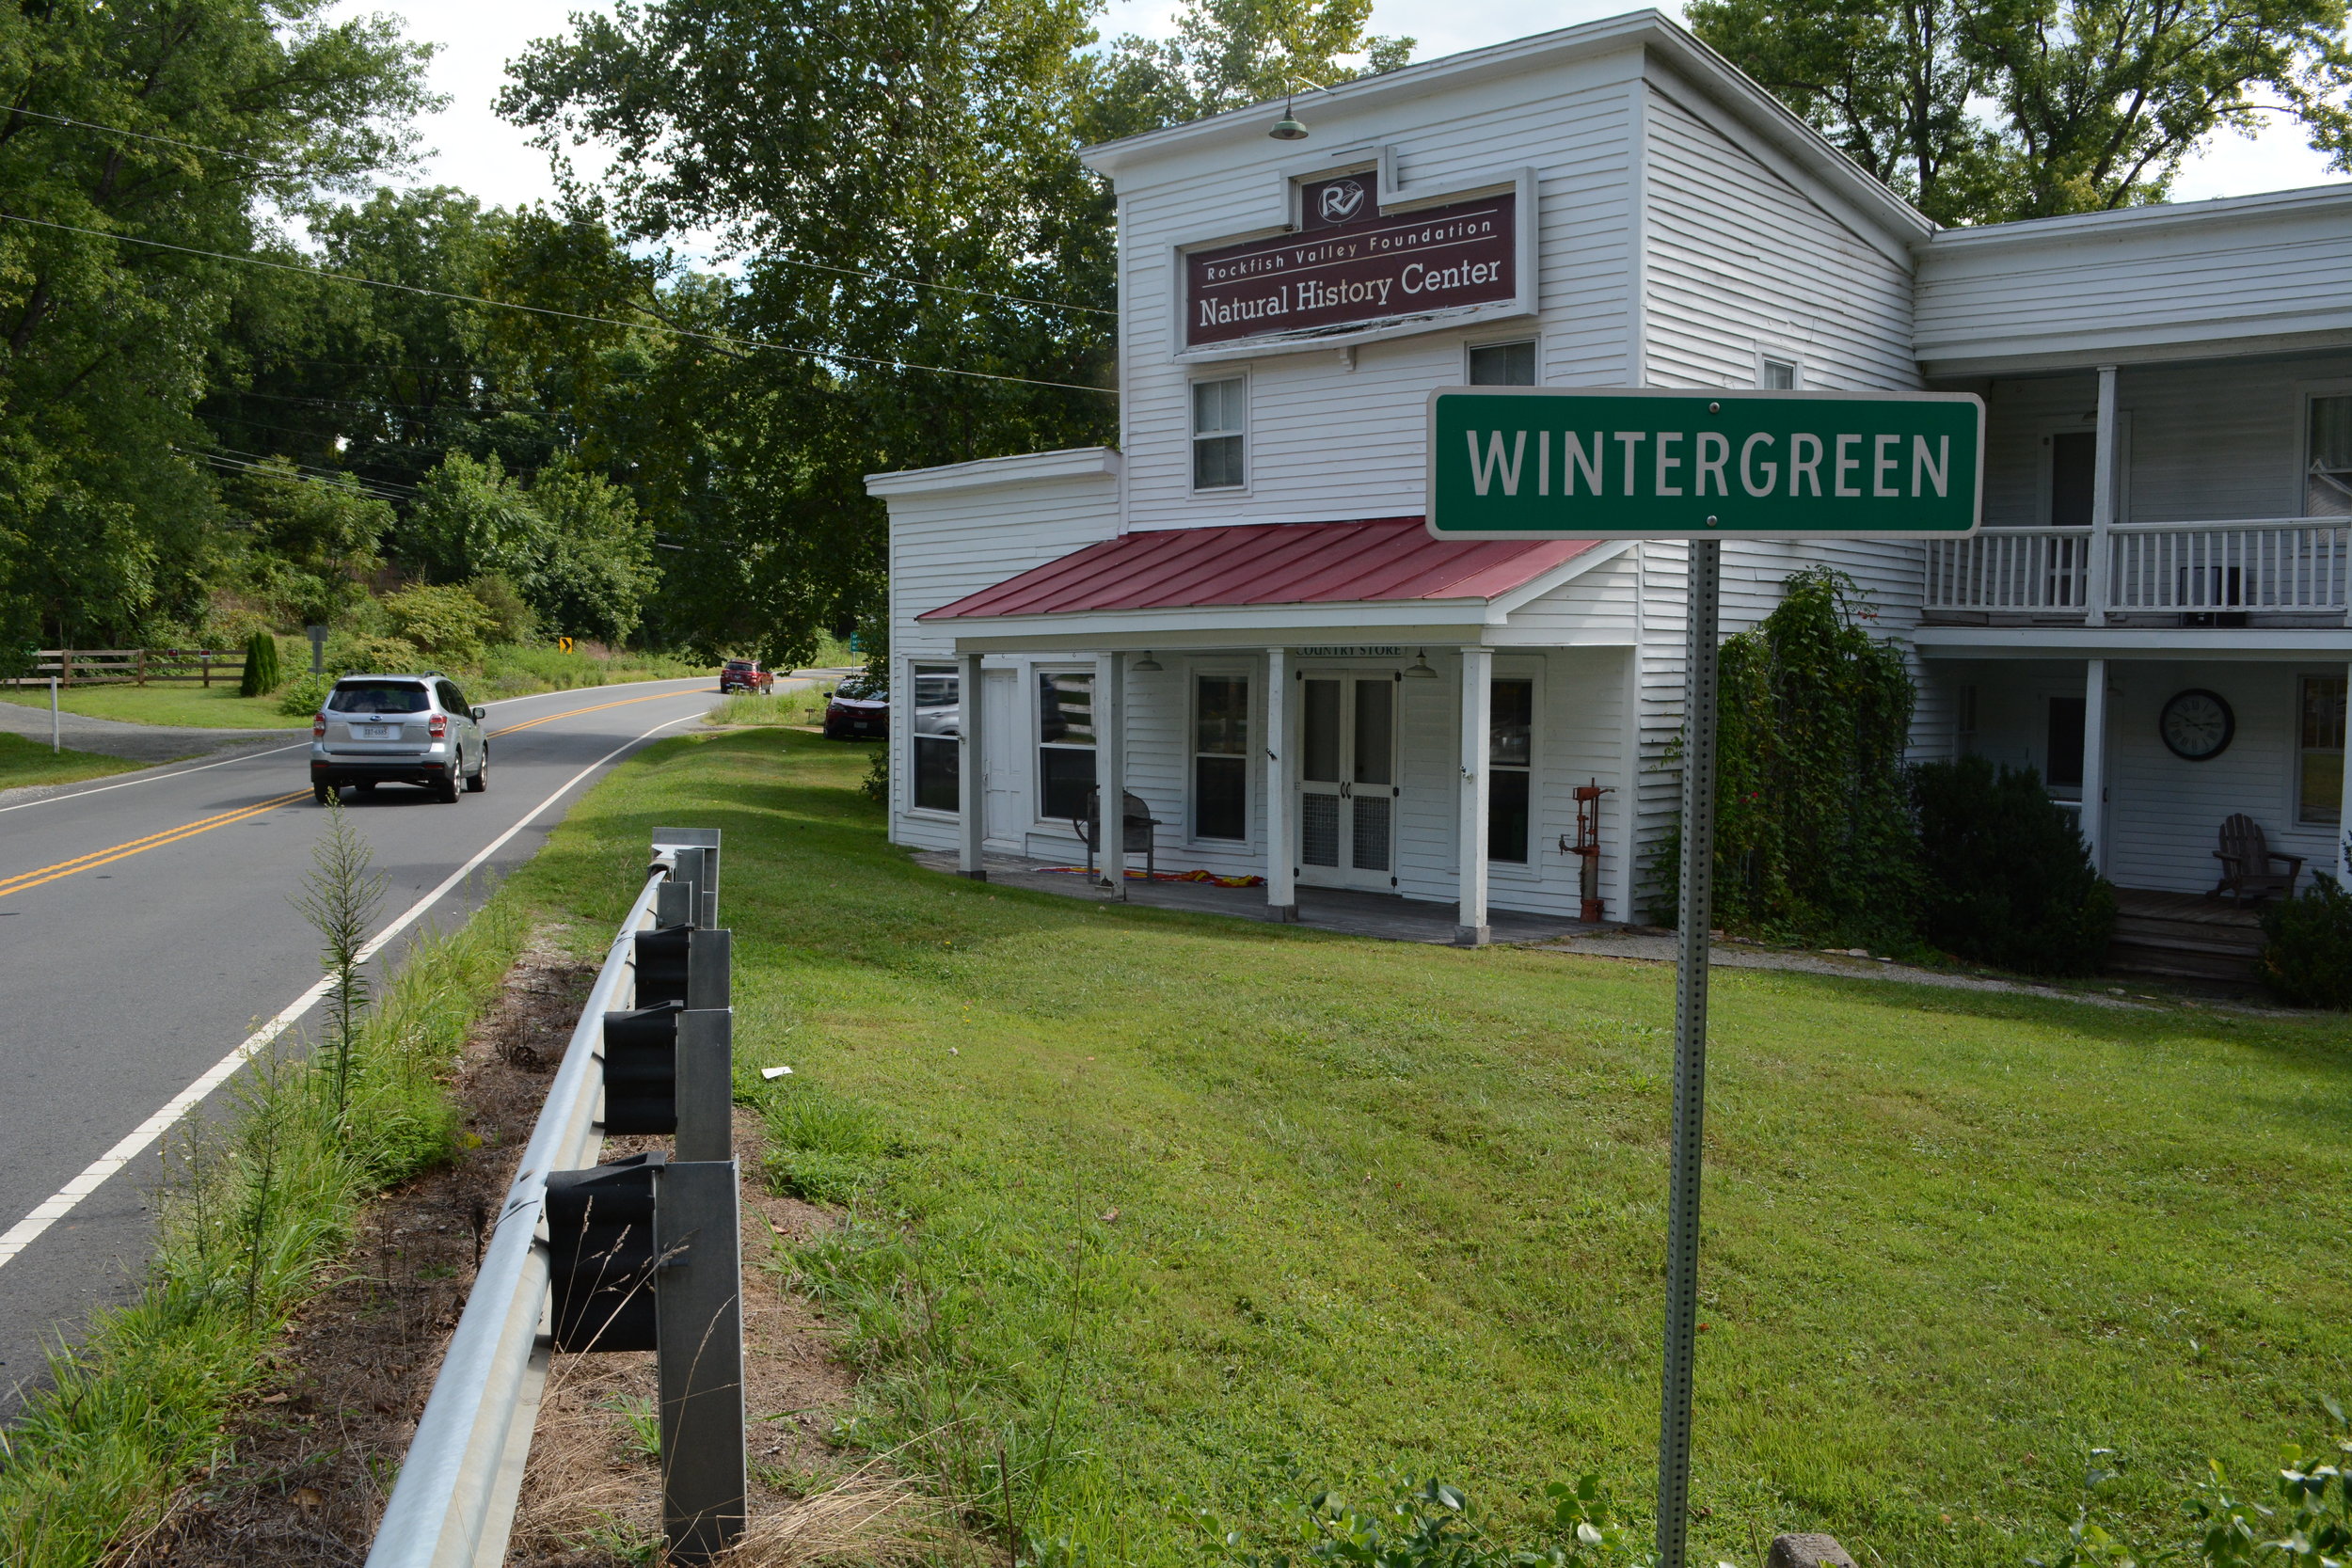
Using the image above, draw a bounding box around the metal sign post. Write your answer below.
[1423,386,1984,1568]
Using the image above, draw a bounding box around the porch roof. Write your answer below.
[918,517,1597,622]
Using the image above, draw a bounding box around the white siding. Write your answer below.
[1915,186,2352,374]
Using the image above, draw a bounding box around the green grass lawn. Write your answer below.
[0,683,309,728]
[0,732,148,790]
[504,728,2352,1567]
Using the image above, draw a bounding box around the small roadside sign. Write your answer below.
[1426,387,1984,539]
[559,636,575,654]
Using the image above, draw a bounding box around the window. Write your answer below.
[329,680,430,714]
[2310,395,2352,516]
[1469,340,1536,386]
[1488,677,1534,863]
[1192,376,1247,489]
[911,664,960,813]
[1759,357,1798,390]
[1956,684,1979,755]
[2045,695,2086,791]
[1038,671,1097,820]
[2298,673,2346,827]
[1193,674,1249,841]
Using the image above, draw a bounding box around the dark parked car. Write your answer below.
[720,658,773,694]
[823,673,888,740]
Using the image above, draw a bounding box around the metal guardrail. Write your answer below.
[368,844,689,1568]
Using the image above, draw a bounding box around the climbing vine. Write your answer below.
[1656,567,1918,942]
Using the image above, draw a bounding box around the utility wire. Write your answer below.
[15,108,1117,318]
[207,440,422,493]
[4,212,1117,396]
[173,446,409,503]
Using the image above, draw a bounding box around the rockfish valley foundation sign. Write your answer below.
[1425,386,1985,538]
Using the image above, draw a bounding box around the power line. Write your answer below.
[3,212,1117,397]
[173,446,409,504]
[17,108,1116,318]
[208,440,422,492]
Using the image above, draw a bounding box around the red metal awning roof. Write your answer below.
[919,517,1597,620]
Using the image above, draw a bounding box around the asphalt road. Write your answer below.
[0,675,730,1411]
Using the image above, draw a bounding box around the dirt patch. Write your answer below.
[121,932,915,1568]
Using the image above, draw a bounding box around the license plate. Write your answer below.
[359,723,396,739]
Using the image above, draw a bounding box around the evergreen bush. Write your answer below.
[1911,755,2116,974]
[2259,878,2352,1008]
[237,626,281,697]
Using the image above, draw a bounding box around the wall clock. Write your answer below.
[2159,689,2234,761]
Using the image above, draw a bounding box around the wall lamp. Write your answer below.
[1267,73,1333,141]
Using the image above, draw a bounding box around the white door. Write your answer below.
[981,669,1022,846]
[1296,673,1397,891]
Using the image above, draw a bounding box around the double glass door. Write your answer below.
[1298,674,1396,889]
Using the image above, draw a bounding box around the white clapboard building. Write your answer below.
[869,8,2352,949]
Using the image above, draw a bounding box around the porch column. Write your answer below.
[2080,658,2109,874]
[1456,646,1493,946]
[1264,647,1298,920]
[2339,661,2352,889]
[2085,365,2120,626]
[1096,650,1127,899]
[956,651,986,879]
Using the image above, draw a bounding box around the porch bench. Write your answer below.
[2212,813,2302,903]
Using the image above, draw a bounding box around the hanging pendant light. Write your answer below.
[1133,650,1165,673]
[1404,650,1438,679]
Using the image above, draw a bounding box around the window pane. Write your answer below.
[1489,678,1533,767]
[2300,750,2343,827]
[1040,672,1093,746]
[1469,341,1536,386]
[1354,679,1393,785]
[1197,675,1248,754]
[1302,680,1341,782]
[2302,674,2347,750]
[2045,695,2086,789]
[1760,358,1797,390]
[2312,395,2352,515]
[2301,674,2346,826]
[1192,377,1243,435]
[1041,746,1096,821]
[914,665,960,739]
[2050,432,2096,528]
[914,736,959,812]
[1194,432,1245,489]
[1489,769,1531,863]
[1195,754,1247,840]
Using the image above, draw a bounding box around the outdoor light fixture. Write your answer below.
[1404,651,1438,679]
[1266,73,1328,141]
[1133,651,1165,672]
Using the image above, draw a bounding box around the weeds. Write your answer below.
[0,874,529,1566]
[292,797,386,1121]
[711,686,834,728]
[763,1084,891,1204]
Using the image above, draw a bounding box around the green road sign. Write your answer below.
[1426,387,1984,540]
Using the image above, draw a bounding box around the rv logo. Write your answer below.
[1319,179,1366,223]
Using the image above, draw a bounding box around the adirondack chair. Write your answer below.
[1073,788,1161,884]
[2211,813,2303,903]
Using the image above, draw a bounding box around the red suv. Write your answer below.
[720,658,773,694]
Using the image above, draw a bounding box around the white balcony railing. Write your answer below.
[1925,519,2352,622]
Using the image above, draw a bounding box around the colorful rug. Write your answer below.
[1035,866,1267,888]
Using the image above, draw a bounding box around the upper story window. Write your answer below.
[1469,340,1536,386]
[1759,357,1799,390]
[2310,394,2352,516]
[2049,430,2097,527]
[1192,376,1247,490]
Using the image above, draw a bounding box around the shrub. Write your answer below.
[382,583,497,662]
[862,747,888,804]
[323,630,421,675]
[2260,879,2352,1008]
[237,627,281,697]
[465,573,537,644]
[277,671,334,717]
[1911,755,2116,974]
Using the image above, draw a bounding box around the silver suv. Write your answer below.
[310,673,489,803]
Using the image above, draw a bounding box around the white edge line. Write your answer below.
[0,706,703,1273]
[0,677,716,817]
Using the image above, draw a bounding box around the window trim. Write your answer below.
[905,660,961,819]
[1033,664,1099,830]
[1465,334,1540,387]
[1486,659,1544,879]
[1185,660,1256,847]
[1188,371,1251,494]
[2293,669,2346,830]
[1754,351,1803,390]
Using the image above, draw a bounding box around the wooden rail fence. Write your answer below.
[8,648,250,689]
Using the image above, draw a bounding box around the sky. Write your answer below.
[367,0,2342,221]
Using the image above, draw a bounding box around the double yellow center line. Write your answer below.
[0,686,707,901]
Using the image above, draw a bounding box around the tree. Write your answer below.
[0,0,435,645]
[528,461,657,642]
[215,457,391,626]
[1688,0,2352,224]
[1086,0,1413,139]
